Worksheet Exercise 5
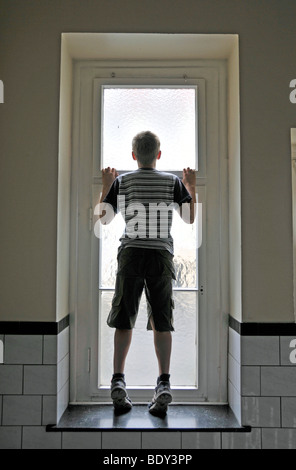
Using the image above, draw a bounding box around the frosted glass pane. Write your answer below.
[171,214,197,289]
[100,215,125,288]
[102,87,196,171]
[99,291,197,387]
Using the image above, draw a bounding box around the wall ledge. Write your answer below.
[229,315,296,336]
[0,315,69,335]
[46,403,251,433]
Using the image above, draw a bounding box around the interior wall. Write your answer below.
[0,0,295,322]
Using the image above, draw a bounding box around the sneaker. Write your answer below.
[148,380,172,415]
[111,376,132,412]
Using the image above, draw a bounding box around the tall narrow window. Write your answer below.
[98,86,198,388]
[71,60,228,404]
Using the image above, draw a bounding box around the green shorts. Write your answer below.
[107,247,176,332]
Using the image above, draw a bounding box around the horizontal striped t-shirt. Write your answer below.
[103,168,192,254]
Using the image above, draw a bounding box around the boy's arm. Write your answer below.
[97,167,119,224]
[179,167,196,224]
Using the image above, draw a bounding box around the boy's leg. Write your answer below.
[107,248,145,412]
[149,317,173,415]
[150,317,172,375]
[111,328,133,412]
[113,328,133,374]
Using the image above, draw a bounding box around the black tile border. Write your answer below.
[229,315,296,336]
[2,314,295,336]
[0,314,69,335]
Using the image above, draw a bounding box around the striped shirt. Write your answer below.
[103,168,192,254]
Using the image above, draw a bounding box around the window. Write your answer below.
[98,86,198,388]
[101,87,196,171]
[70,60,228,403]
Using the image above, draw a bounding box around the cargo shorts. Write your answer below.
[107,247,176,332]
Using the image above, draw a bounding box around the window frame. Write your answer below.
[69,60,228,404]
[291,129,296,321]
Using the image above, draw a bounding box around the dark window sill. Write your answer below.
[46,404,251,433]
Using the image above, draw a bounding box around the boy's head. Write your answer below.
[132,131,161,167]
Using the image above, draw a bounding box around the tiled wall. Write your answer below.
[0,325,69,449]
[228,322,296,449]
[1,319,296,448]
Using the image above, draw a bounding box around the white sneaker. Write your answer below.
[111,377,132,412]
[148,380,172,415]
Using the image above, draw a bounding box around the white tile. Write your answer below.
[57,353,69,392]
[4,335,43,364]
[0,426,22,449]
[2,395,42,425]
[43,335,57,364]
[63,431,101,449]
[42,395,57,425]
[0,365,23,394]
[281,398,296,428]
[261,367,296,396]
[280,336,296,365]
[228,327,241,363]
[228,353,240,392]
[241,366,260,396]
[102,432,141,449]
[228,380,241,424]
[182,432,221,449]
[222,428,261,449]
[0,336,3,363]
[241,336,279,366]
[24,365,57,395]
[22,426,62,449]
[57,327,69,362]
[57,380,69,423]
[242,396,281,427]
[142,432,181,449]
[262,428,296,449]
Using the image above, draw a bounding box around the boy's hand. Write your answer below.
[182,167,196,190]
[102,167,119,189]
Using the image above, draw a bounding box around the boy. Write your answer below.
[98,131,196,415]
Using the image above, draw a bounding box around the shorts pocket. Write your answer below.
[107,294,123,328]
[111,293,122,308]
[117,250,138,276]
[157,251,176,279]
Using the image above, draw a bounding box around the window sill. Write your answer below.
[46,404,250,433]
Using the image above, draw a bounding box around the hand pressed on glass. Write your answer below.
[102,167,119,189]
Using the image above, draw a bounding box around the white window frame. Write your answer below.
[291,129,296,321]
[70,59,228,403]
